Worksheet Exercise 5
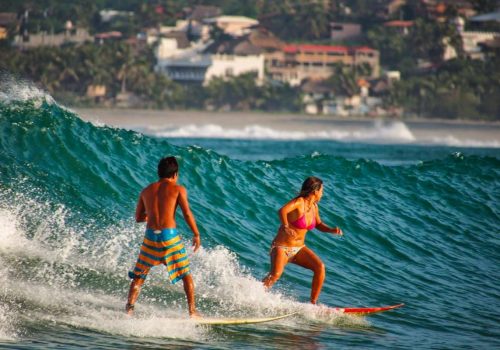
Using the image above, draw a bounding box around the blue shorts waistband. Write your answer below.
[145,228,177,234]
[145,228,178,240]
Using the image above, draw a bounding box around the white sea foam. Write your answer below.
[0,188,364,341]
[139,121,416,143]
[425,135,500,148]
[138,121,500,148]
[0,75,55,105]
[0,264,16,341]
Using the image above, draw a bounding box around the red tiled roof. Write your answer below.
[384,20,414,27]
[283,44,348,53]
[353,46,377,53]
[95,31,122,39]
[283,44,376,54]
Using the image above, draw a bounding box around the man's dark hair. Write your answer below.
[158,156,179,178]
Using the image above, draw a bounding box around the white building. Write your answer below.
[155,39,212,83]
[158,55,212,83]
[204,16,259,37]
[156,51,264,85]
[156,20,212,42]
[99,10,133,22]
[205,53,264,83]
[461,31,500,59]
[154,36,189,59]
[14,28,92,48]
[153,24,264,85]
[444,17,500,60]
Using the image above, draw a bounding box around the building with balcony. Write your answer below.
[267,44,380,86]
[14,27,92,48]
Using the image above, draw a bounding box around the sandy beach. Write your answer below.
[74,108,500,146]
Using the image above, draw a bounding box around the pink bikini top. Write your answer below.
[290,203,316,230]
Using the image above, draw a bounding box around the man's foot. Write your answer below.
[125,303,134,316]
[189,310,202,319]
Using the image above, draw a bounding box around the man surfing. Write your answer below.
[126,156,202,318]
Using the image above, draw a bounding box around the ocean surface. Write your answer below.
[0,86,499,349]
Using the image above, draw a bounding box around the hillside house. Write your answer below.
[267,44,380,86]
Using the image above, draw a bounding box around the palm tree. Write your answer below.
[326,63,359,97]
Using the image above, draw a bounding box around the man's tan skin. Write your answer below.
[126,165,201,318]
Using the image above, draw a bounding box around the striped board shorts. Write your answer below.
[128,228,191,284]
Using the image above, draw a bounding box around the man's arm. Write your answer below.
[135,193,147,223]
[178,186,201,251]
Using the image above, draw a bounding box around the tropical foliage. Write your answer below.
[0,42,302,111]
[256,0,331,40]
[205,73,302,111]
[386,57,500,119]
[1,0,499,118]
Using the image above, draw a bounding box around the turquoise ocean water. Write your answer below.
[0,90,499,349]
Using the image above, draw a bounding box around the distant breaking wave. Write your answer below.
[138,121,416,142]
[137,123,500,148]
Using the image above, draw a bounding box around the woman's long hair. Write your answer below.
[296,176,323,198]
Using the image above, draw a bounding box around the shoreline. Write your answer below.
[73,107,500,127]
[73,107,500,146]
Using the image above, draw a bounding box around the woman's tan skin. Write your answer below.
[262,184,343,304]
[126,172,202,318]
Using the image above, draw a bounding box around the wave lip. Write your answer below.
[0,75,55,105]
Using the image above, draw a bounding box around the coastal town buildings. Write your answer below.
[153,25,265,85]
[204,32,265,83]
[185,5,222,41]
[461,30,500,59]
[154,37,211,84]
[267,44,380,86]
[153,12,257,43]
[443,15,500,60]
[2,1,497,117]
[14,26,92,48]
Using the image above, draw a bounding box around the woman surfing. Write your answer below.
[262,176,343,304]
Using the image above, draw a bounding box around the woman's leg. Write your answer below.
[262,247,289,289]
[291,247,325,304]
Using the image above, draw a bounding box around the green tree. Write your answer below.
[256,0,330,40]
[471,0,499,13]
[325,63,359,97]
[367,25,411,68]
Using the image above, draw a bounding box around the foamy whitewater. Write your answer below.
[134,121,500,148]
[0,81,499,349]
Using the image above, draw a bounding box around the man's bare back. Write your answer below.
[126,156,201,317]
[136,177,200,251]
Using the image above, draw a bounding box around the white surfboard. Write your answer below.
[195,312,297,326]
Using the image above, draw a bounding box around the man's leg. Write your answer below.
[126,278,145,315]
[182,274,200,318]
